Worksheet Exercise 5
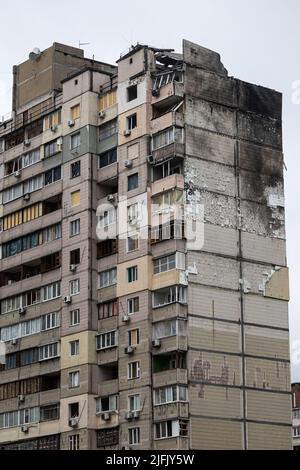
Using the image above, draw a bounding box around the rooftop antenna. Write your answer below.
[79,41,90,49]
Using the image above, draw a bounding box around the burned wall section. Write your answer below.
[183,39,291,450]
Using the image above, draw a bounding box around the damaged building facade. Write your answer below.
[0,40,291,449]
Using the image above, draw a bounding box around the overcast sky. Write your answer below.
[1,0,300,379]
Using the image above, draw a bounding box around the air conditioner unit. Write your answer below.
[101,412,111,421]
[18,307,26,315]
[69,417,79,428]
[50,124,58,132]
[124,346,136,355]
[132,410,140,419]
[147,155,154,164]
[18,394,25,403]
[23,193,30,201]
[14,170,21,178]
[21,425,29,433]
[68,120,75,127]
[107,194,115,202]
[125,411,133,420]
[152,89,160,97]
[123,129,131,137]
[124,159,132,168]
[64,296,72,304]
[98,111,106,119]
[152,339,161,348]
[122,315,130,323]
[69,264,77,272]
[11,338,18,346]
[23,139,31,147]
[56,143,62,152]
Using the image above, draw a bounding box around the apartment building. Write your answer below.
[0,40,291,450]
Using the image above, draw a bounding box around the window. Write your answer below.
[41,312,59,331]
[70,219,80,236]
[70,132,81,150]
[127,173,138,191]
[69,371,80,389]
[99,268,117,288]
[70,249,80,265]
[153,286,187,308]
[128,329,140,346]
[126,113,137,131]
[127,297,139,315]
[44,110,61,131]
[44,166,61,186]
[42,282,61,301]
[70,340,79,357]
[70,309,80,326]
[127,203,140,222]
[69,279,80,296]
[71,161,81,178]
[39,343,59,361]
[97,428,119,447]
[96,394,118,413]
[153,319,187,340]
[0,407,39,429]
[151,220,184,244]
[71,104,80,120]
[293,409,300,420]
[128,395,140,412]
[128,361,140,380]
[294,427,300,437]
[152,127,183,150]
[127,233,139,252]
[97,239,118,259]
[153,253,185,274]
[99,148,117,168]
[99,119,117,140]
[22,149,40,168]
[127,85,137,102]
[69,402,79,418]
[99,90,117,110]
[152,190,183,214]
[127,266,138,283]
[69,434,80,451]
[154,385,188,405]
[128,427,140,445]
[40,404,59,421]
[24,174,43,194]
[71,190,81,207]
[44,139,60,158]
[98,300,118,319]
[155,420,174,439]
[2,183,23,204]
[97,207,117,228]
[96,331,117,350]
[42,223,62,242]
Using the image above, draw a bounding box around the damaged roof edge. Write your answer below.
[182,39,228,77]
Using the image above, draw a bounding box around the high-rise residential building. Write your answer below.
[0,40,291,450]
[292,383,300,449]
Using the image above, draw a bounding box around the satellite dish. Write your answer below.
[29,48,41,61]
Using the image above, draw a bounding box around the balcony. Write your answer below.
[152,270,188,291]
[152,142,185,164]
[152,82,184,108]
[96,410,119,429]
[151,111,183,136]
[154,436,189,450]
[152,335,188,355]
[151,174,184,198]
[153,368,188,388]
[97,347,118,366]
[152,303,187,323]
[97,379,118,397]
[153,402,189,421]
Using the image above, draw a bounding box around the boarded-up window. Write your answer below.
[3,203,42,231]
[71,190,80,207]
[99,90,117,111]
[127,142,139,160]
[71,104,80,120]
[44,110,61,131]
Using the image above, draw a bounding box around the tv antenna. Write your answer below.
[79,41,90,48]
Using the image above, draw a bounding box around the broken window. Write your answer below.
[99,119,117,140]
[98,300,118,319]
[127,84,138,102]
[71,160,81,178]
[99,148,117,168]
[70,248,80,265]
[97,428,119,447]
[126,113,137,131]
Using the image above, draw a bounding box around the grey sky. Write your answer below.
[1,0,299,379]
